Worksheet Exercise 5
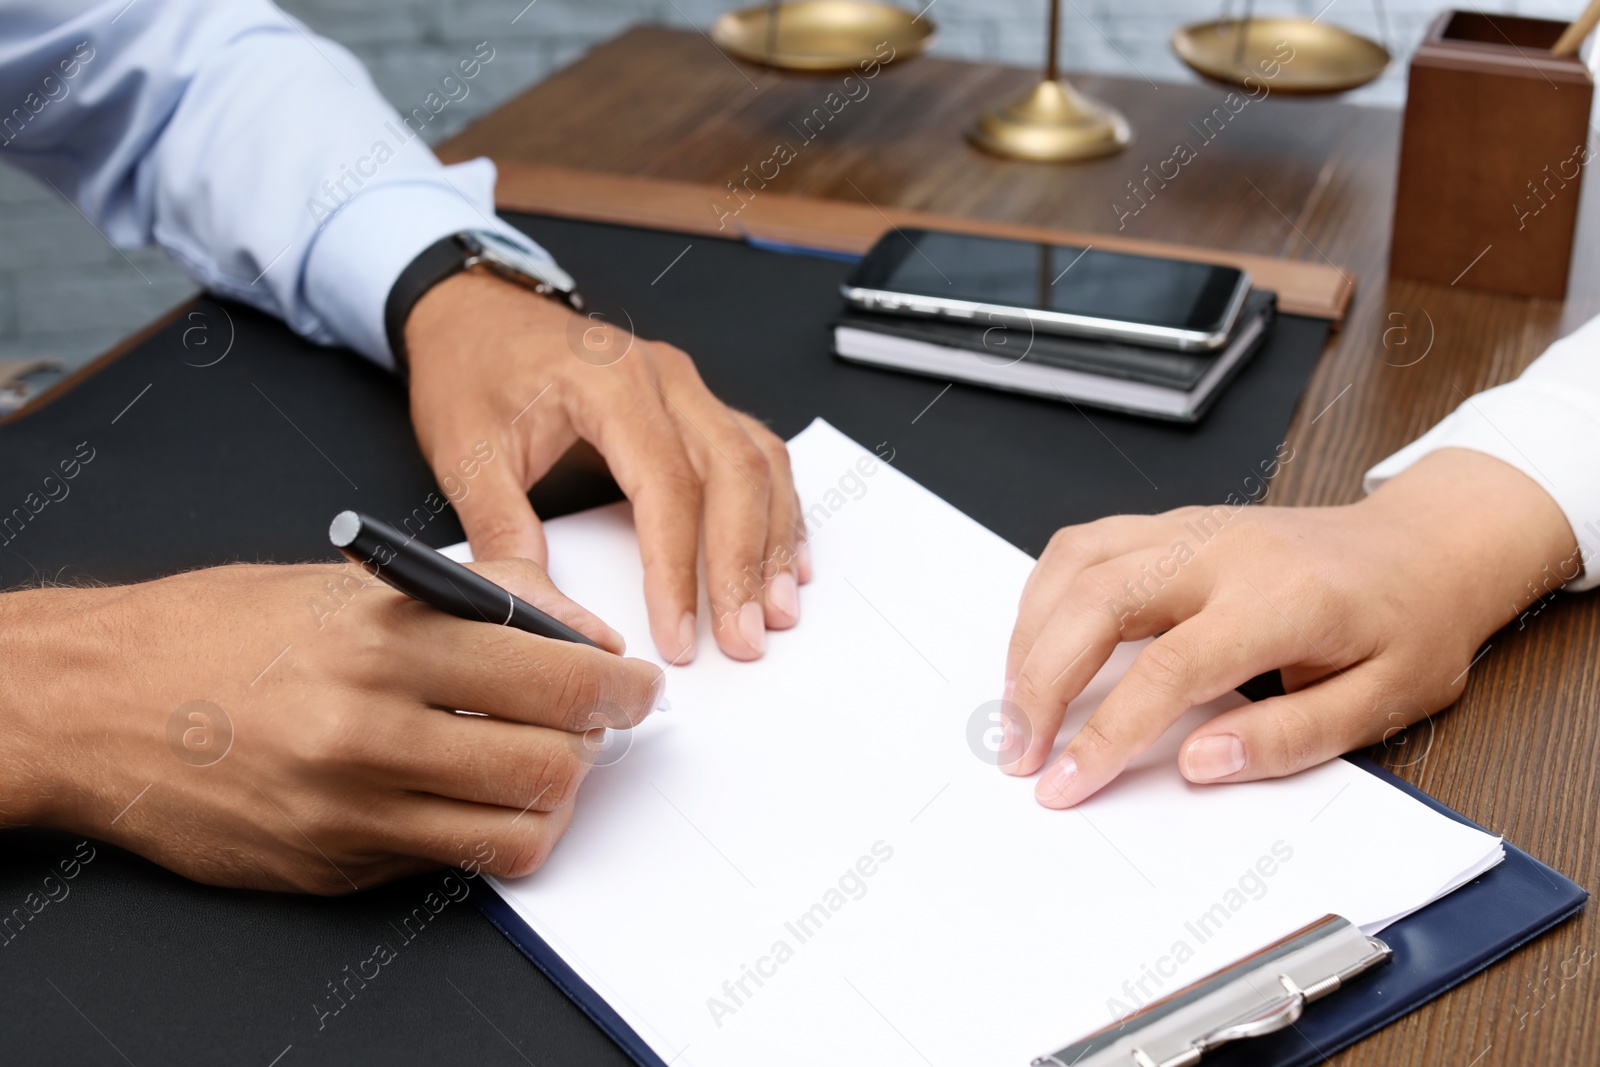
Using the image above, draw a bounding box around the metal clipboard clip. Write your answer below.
[1033,915,1392,1067]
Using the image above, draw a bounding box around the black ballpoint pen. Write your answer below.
[328,510,600,648]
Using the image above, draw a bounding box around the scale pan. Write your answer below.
[1173,17,1389,95]
[711,1,935,71]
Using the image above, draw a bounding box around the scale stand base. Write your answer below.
[966,78,1131,162]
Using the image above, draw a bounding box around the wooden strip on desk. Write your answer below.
[0,299,193,427]
[487,161,1354,323]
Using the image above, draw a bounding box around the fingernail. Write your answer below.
[998,680,1022,775]
[1184,734,1246,782]
[674,612,696,665]
[648,667,668,711]
[998,710,1024,774]
[767,572,799,623]
[1035,754,1080,808]
[737,600,766,655]
[797,541,814,583]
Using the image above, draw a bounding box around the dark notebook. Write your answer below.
[834,290,1277,422]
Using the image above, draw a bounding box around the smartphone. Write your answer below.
[841,229,1252,352]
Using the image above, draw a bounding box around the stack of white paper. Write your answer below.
[454,420,1502,1067]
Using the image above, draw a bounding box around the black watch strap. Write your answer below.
[384,234,471,375]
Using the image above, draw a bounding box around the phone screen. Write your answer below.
[861,231,1245,331]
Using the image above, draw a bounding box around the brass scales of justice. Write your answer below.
[710,0,1391,163]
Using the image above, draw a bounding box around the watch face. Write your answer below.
[469,229,523,259]
[467,230,578,296]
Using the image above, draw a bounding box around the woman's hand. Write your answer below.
[0,559,661,893]
[1002,448,1579,808]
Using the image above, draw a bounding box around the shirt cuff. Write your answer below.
[1363,380,1600,592]
[302,156,558,370]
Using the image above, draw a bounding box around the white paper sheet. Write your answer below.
[449,419,1502,1067]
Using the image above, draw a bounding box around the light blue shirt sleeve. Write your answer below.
[0,0,559,370]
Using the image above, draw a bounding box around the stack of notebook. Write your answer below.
[833,290,1277,422]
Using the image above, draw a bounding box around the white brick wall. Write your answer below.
[0,0,1588,368]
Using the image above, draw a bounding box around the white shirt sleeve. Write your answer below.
[0,0,558,370]
[1364,313,1600,592]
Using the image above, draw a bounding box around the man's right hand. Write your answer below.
[0,559,661,894]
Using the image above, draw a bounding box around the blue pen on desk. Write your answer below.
[328,510,600,648]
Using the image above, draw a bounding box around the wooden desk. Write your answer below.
[442,27,1600,1066]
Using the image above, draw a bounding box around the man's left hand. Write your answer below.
[404,269,810,665]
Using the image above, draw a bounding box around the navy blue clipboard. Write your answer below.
[471,754,1585,1067]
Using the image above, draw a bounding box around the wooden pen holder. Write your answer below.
[1390,11,1592,298]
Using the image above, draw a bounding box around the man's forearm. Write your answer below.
[0,587,105,829]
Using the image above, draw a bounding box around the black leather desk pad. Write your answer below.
[0,213,1331,1065]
